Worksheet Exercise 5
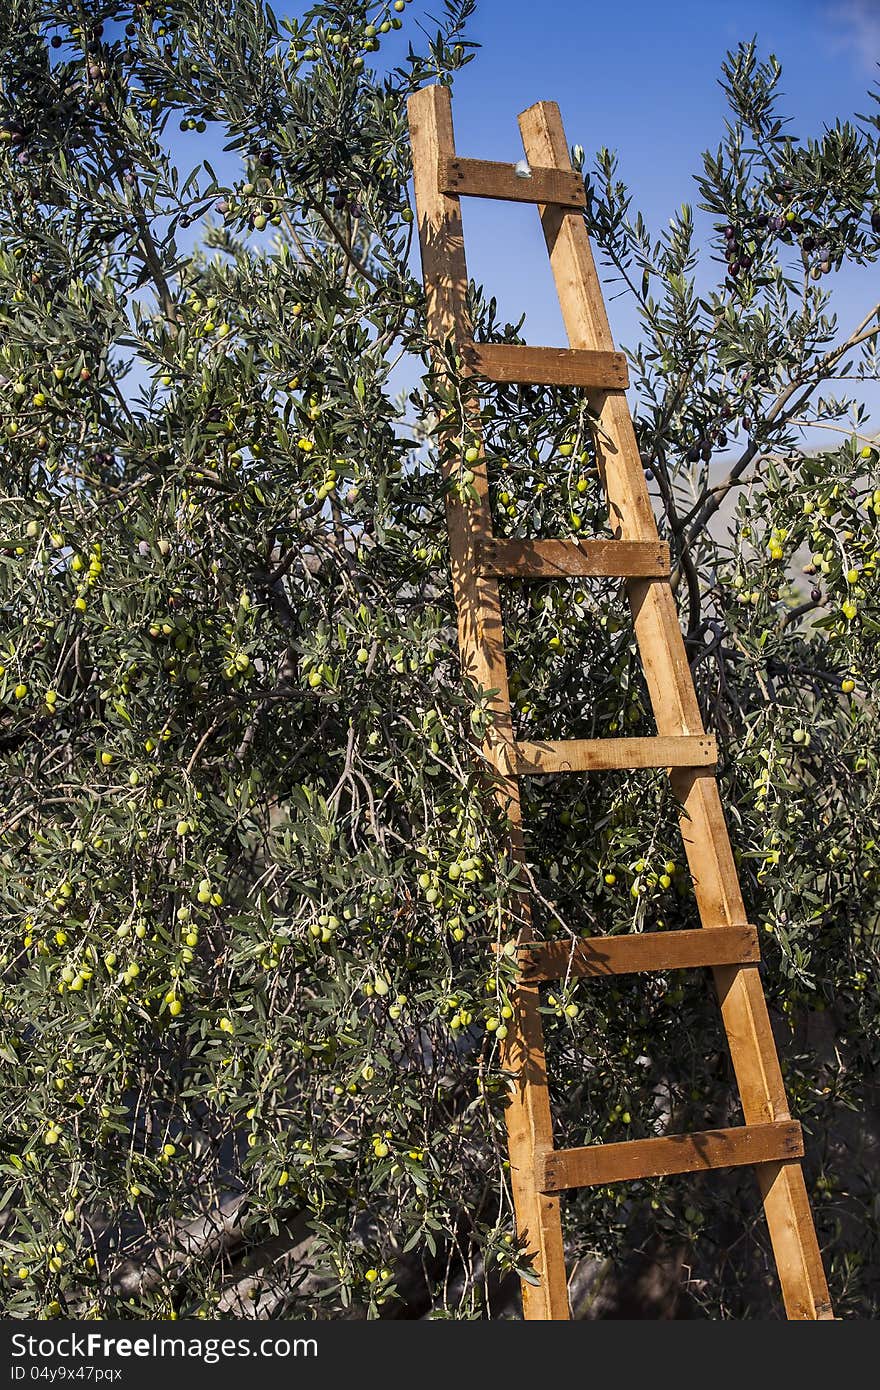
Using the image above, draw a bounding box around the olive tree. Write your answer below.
[0,2,878,1319]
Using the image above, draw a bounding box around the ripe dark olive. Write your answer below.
[700,443,712,462]
[741,416,753,432]
[686,444,701,463]
[810,588,822,603]
[871,208,880,234]
[717,431,728,447]
[126,22,137,36]
[802,235,815,252]
[51,34,62,48]
[259,148,274,166]
[756,212,769,228]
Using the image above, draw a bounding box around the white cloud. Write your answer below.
[824,0,880,74]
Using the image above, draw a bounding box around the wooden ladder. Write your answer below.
[407,85,833,1321]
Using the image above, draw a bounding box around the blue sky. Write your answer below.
[440,0,880,403]
[177,2,880,436]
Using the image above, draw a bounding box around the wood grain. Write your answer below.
[538,1122,805,1193]
[439,155,585,207]
[514,734,717,774]
[521,925,760,981]
[461,340,628,390]
[478,538,669,579]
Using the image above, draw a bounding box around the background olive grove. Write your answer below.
[0,0,878,1319]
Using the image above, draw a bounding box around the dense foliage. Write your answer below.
[0,1,878,1318]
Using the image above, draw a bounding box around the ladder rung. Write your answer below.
[462,341,629,390]
[478,538,669,579]
[514,734,717,775]
[538,1121,804,1194]
[521,925,760,981]
[439,155,586,207]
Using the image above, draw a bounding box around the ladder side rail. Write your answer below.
[517,99,832,1320]
[408,84,570,1322]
